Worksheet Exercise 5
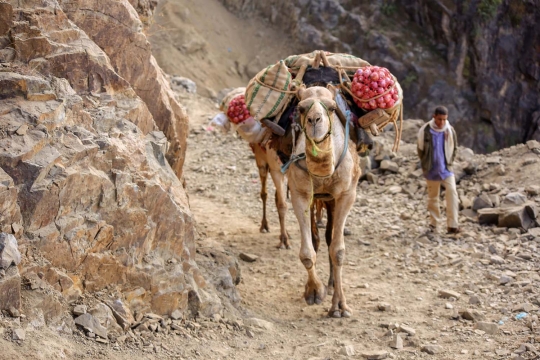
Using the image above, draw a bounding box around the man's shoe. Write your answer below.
[447,227,460,234]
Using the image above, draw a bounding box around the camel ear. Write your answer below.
[326,84,338,98]
[296,84,307,100]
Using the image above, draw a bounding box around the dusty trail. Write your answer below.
[181,90,540,359]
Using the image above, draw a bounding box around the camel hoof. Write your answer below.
[316,221,325,228]
[304,284,326,305]
[342,310,352,318]
[260,227,269,233]
[329,310,341,318]
[327,286,334,296]
[276,243,290,250]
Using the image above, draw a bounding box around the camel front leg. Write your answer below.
[289,186,326,305]
[328,191,356,318]
[254,148,270,233]
[269,169,290,249]
[315,200,325,228]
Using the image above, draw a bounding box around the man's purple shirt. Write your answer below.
[425,128,453,181]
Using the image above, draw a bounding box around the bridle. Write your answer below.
[281,96,350,178]
[299,100,333,157]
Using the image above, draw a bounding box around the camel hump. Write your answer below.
[298,86,334,101]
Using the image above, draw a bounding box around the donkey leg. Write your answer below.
[270,169,290,249]
[328,192,355,318]
[289,187,326,305]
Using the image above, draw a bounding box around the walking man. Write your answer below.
[417,106,460,234]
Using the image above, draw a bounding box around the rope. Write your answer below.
[254,77,299,94]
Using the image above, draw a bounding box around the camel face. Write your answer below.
[298,87,337,142]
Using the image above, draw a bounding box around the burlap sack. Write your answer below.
[245,60,293,121]
[219,87,246,113]
[284,51,371,75]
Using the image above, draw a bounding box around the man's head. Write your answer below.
[433,106,448,129]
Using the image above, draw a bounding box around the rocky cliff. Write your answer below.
[217,0,540,153]
[0,0,226,327]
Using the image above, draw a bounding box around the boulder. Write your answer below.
[380,160,399,173]
[0,266,21,311]
[105,299,135,331]
[477,208,500,225]
[171,76,197,94]
[0,233,21,269]
[503,192,527,206]
[89,303,124,335]
[473,193,493,211]
[498,204,538,230]
[74,313,107,339]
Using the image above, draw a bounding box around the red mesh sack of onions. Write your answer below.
[227,95,251,124]
[350,66,399,110]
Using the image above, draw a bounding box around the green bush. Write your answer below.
[477,0,502,21]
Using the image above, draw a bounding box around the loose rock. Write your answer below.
[239,253,259,262]
[361,350,388,359]
[421,345,442,354]
[438,289,461,299]
[74,313,108,339]
[475,322,498,335]
[340,345,356,357]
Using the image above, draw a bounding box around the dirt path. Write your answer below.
[1,92,538,360]
[180,91,540,359]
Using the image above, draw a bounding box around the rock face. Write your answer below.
[217,0,539,153]
[58,0,189,178]
[0,0,214,317]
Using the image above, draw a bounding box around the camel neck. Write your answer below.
[305,125,338,178]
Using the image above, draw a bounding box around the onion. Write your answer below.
[350,65,398,110]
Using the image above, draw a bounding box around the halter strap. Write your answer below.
[281,109,350,175]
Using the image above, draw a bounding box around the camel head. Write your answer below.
[297,86,337,145]
[297,85,338,177]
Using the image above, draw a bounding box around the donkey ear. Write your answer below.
[296,84,307,100]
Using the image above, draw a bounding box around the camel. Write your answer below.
[214,88,291,250]
[286,84,361,318]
